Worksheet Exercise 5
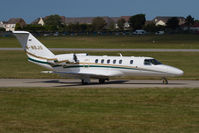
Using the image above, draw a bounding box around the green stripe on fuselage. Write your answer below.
[28,57,61,67]
[28,57,49,64]
[63,65,137,70]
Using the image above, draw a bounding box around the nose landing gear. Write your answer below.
[162,77,168,84]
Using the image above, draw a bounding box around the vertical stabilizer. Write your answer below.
[13,31,55,60]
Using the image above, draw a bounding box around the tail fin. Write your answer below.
[13,31,55,60]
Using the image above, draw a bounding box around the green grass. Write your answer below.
[1,34,199,49]
[0,87,199,133]
[0,51,199,79]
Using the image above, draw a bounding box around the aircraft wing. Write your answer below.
[54,69,123,79]
[54,71,109,79]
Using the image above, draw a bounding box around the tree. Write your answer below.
[0,27,5,32]
[185,15,194,31]
[44,14,63,31]
[79,24,88,32]
[195,20,199,23]
[23,24,46,32]
[117,18,126,30]
[107,20,115,31]
[92,17,107,31]
[128,14,146,30]
[144,23,158,32]
[166,17,179,30]
[15,23,22,31]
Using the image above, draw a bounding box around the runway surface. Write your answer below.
[0,79,198,88]
[1,48,199,52]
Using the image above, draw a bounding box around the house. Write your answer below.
[31,17,45,26]
[62,16,132,30]
[63,16,119,25]
[153,16,185,26]
[114,16,131,29]
[0,21,4,28]
[120,16,131,29]
[38,17,45,26]
[63,17,93,24]
[182,22,199,31]
[2,18,26,31]
[3,22,16,31]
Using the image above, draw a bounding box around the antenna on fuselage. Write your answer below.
[119,53,123,57]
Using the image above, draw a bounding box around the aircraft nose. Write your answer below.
[174,68,184,76]
[170,67,184,76]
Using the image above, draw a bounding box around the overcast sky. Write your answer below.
[1,0,198,23]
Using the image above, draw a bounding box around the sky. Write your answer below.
[1,0,199,23]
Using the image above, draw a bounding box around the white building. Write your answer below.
[38,17,45,26]
[1,18,26,31]
[4,23,16,31]
[0,21,3,27]
[0,21,15,31]
[155,20,167,26]
[153,16,185,26]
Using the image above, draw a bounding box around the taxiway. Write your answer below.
[0,79,198,88]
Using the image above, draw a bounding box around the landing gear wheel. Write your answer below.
[99,79,105,84]
[81,79,90,85]
[81,80,86,85]
[162,78,168,84]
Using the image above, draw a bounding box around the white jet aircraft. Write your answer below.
[13,31,183,84]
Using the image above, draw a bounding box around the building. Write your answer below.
[38,17,45,26]
[3,23,16,31]
[182,22,199,31]
[1,18,26,31]
[153,16,185,26]
[0,21,4,28]
[62,16,131,29]
[31,17,45,26]
[120,16,131,29]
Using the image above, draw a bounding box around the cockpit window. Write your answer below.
[144,59,151,65]
[144,59,162,65]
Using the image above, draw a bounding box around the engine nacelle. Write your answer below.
[47,53,88,66]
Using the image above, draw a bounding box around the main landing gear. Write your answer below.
[81,78,109,85]
[81,79,90,85]
[162,77,168,84]
[99,78,109,84]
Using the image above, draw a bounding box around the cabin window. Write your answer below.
[95,59,98,63]
[113,60,116,64]
[130,60,133,64]
[119,60,122,64]
[101,59,104,64]
[107,59,110,64]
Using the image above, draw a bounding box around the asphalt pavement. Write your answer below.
[0,79,198,88]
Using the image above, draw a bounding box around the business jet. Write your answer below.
[13,31,183,85]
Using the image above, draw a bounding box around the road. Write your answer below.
[0,48,199,52]
[0,79,198,88]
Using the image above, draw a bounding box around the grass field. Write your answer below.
[0,87,198,133]
[1,34,199,49]
[0,51,199,79]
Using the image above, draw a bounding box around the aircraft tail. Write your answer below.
[13,31,56,69]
